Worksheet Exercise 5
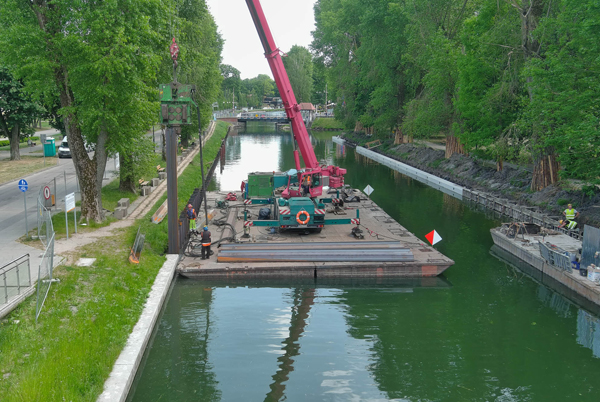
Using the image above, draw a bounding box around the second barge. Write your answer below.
[491,223,600,307]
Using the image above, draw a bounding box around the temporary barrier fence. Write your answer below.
[35,233,56,322]
[538,242,572,272]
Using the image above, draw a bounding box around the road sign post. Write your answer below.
[18,179,29,238]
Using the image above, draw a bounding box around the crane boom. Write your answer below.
[245,0,346,196]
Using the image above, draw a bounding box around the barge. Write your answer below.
[178,190,455,278]
[491,223,600,306]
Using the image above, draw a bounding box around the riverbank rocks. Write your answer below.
[352,140,600,228]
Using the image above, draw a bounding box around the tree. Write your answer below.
[282,45,313,103]
[175,0,223,148]
[1,0,170,222]
[0,67,41,161]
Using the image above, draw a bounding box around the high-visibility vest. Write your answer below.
[565,208,576,220]
[187,208,195,219]
[201,231,211,246]
[566,220,577,229]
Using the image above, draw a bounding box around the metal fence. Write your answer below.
[1,254,32,305]
[35,179,57,321]
[36,233,55,322]
[538,242,572,272]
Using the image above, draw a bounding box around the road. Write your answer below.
[0,129,119,274]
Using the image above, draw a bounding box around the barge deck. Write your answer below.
[179,190,454,278]
[491,226,600,306]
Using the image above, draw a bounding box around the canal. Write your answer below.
[128,124,600,401]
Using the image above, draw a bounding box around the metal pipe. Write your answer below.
[196,104,209,227]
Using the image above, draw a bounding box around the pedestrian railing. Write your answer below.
[1,254,32,305]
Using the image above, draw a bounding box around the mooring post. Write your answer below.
[166,126,179,254]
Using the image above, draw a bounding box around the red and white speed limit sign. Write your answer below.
[43,186,51,200]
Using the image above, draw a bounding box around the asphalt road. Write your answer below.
[0,130,119,272]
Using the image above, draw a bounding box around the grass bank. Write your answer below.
[311,117,345,130]
[0,121,230,402]
[0,156,58,185]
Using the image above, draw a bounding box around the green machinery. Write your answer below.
[159,82,195,126]
[243,171,359,232]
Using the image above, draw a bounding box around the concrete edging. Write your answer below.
[332,137,464,199]
[97,254,179,402]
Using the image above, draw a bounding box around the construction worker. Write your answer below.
[563,204,579,222]
[559,219,578,230]
[201,226,212,260]
[302,175,311,196]
[187,204,197,233]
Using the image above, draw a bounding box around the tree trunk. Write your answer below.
[445,134,464,159]
[10,124,21,161]
[497,159,503,172]
[119,152,136,193]
[94,126,109,216]
[531,147,559,191]
[181,134,189,148]
[31,3,104,223]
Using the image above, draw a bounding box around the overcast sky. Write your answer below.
[206,0,318,79]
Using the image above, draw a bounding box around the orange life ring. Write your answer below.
[296,210,310,225]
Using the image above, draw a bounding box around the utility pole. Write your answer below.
[325,83,328,115]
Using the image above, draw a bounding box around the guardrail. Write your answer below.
[1,254,31,305]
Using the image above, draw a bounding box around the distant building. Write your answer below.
[299,103,316,127]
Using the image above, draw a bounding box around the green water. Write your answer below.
[129,126,600,401]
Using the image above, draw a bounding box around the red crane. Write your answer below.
[245,0,346,199]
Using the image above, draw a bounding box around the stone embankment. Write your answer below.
[343,135,600,228]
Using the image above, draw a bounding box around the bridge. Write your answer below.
[216,111,317,128]
[237,113,289,124]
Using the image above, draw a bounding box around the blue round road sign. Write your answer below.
[18,179,28,192]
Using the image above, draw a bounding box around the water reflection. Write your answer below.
[492,244,600,361]
[129,130,600,401]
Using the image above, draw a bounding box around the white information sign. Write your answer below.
[364,184,374,197]
[65,192,76,212]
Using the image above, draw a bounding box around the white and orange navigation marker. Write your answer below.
[425,230,442,246]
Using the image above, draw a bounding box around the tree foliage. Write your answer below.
[0,66,42,160]
[0,0,223,221]
[282,45,314,103]
[311,0,600,185]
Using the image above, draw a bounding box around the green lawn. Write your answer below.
[0,156,58,186]
[311,117,345,130]
[100,154,163,212]
[0,121,230,402]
